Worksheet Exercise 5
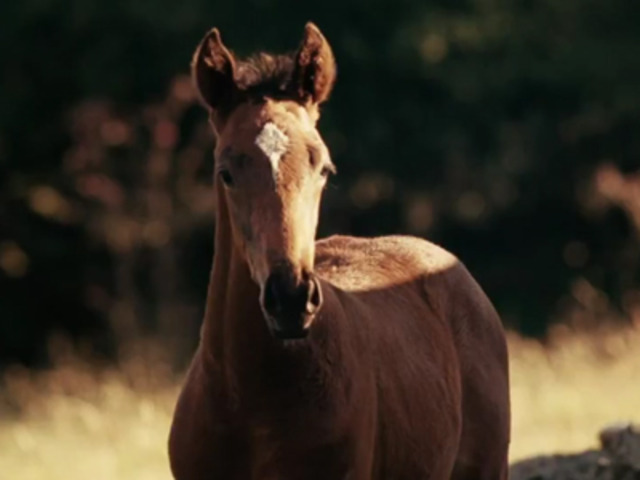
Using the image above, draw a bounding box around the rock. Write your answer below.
[510,423,640,480]
[599,423,640,470]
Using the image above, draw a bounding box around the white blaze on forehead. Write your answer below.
[255,122,289,182]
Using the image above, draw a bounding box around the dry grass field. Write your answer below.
[1,325,639,480]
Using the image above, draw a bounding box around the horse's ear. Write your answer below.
[192,28,238,117]
[291,23,336,105]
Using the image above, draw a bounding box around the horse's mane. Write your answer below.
[235,52,295,99]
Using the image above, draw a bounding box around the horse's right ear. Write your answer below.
[192,28,238,118]
[291,23,336,106]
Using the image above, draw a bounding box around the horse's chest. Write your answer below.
[247,420,354,480]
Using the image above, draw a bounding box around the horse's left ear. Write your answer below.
[191,28,238,122]
[291,23,337,106]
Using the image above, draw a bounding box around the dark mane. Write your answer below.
[235,52,296,100]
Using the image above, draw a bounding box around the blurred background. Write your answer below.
[0,1,639,479]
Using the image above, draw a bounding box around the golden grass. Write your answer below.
[508,325,640,461]
[1,326,639,479]
[0,357,179,480]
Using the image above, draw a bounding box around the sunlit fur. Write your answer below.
[169,22,511,480]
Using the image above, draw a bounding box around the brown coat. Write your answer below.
[169,188,510,480]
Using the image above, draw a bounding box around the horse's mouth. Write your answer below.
[269,323,310,341]
[262,305,316,341]
[264,310,313,340]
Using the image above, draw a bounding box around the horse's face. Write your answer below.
[193,23,337,339]
[215,100,335,337]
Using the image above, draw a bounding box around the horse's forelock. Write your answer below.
[235,53,296,100]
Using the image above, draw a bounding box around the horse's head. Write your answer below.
[193,23,337,339]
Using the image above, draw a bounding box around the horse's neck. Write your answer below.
[200,181,268,383]
[199,181,338,401]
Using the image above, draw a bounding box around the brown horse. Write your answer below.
[169,23,510,480]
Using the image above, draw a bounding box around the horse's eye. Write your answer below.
[219,169,234,186]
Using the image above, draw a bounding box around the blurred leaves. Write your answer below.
[1,0,639,364]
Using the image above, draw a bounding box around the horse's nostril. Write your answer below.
[263,268,299,314]
[263,272,285,315]
[305,276,323,314]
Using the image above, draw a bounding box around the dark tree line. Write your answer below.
[1,0,639,366]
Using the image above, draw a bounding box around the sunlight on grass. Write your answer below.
[0,354,179,480]
[1,326,639,479]
[509,324,640,461]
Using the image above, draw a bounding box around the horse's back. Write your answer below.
[315,234,460,291]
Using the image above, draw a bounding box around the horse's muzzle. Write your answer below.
[261,266,323,339]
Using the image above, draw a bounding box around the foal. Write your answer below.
[169,23,510,480]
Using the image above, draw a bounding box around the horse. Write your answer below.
[168,22,511,480]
